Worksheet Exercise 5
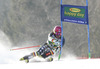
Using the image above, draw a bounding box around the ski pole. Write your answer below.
[10,45,41,51]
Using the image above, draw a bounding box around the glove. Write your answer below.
[55,41,60,45]
[52,39,61,45]
[52,39,57,43]
[55,47,61,53]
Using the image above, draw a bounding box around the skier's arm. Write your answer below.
[48,33,56,43]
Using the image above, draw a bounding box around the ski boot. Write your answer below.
[47,57,53,62]
[20,56,29,63]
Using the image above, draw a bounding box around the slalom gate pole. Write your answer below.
[58,0,63,60]
[10,45,40,51]
[86,0,91,59]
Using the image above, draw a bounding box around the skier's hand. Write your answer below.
[55,41,60,45]
[52,39,61,45]
[52,39,57,43]
[55,47,61,53]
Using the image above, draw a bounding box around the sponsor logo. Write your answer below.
[69,8,81,12]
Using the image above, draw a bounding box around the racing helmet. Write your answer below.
[53,26,61,38]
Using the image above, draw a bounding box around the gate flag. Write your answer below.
[59,0,91,60]
[61,5,88,25]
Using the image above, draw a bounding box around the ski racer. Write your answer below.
[20,26,65,63]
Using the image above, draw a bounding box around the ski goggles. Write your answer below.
[55,32,61,36]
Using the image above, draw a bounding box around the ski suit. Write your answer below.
[21,32,65,62]
[34,32,65,58]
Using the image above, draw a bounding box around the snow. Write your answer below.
[0,30,100,69]
[1,59,100,69]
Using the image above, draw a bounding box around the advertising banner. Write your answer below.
[61,5,88,24]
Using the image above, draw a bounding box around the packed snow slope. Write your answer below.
[0,30,75,64]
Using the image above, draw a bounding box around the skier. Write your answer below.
[20,26,65,63]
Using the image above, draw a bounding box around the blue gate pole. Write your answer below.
[58,0,63,60]
[86,0,91,59]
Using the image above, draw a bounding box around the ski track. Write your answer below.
[1,59,100,69]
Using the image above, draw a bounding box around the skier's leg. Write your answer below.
[36,43,48,57]
[40,48,54,62]
[20,52,36,63]
[20,43,47,63]
[35,43,54,61]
